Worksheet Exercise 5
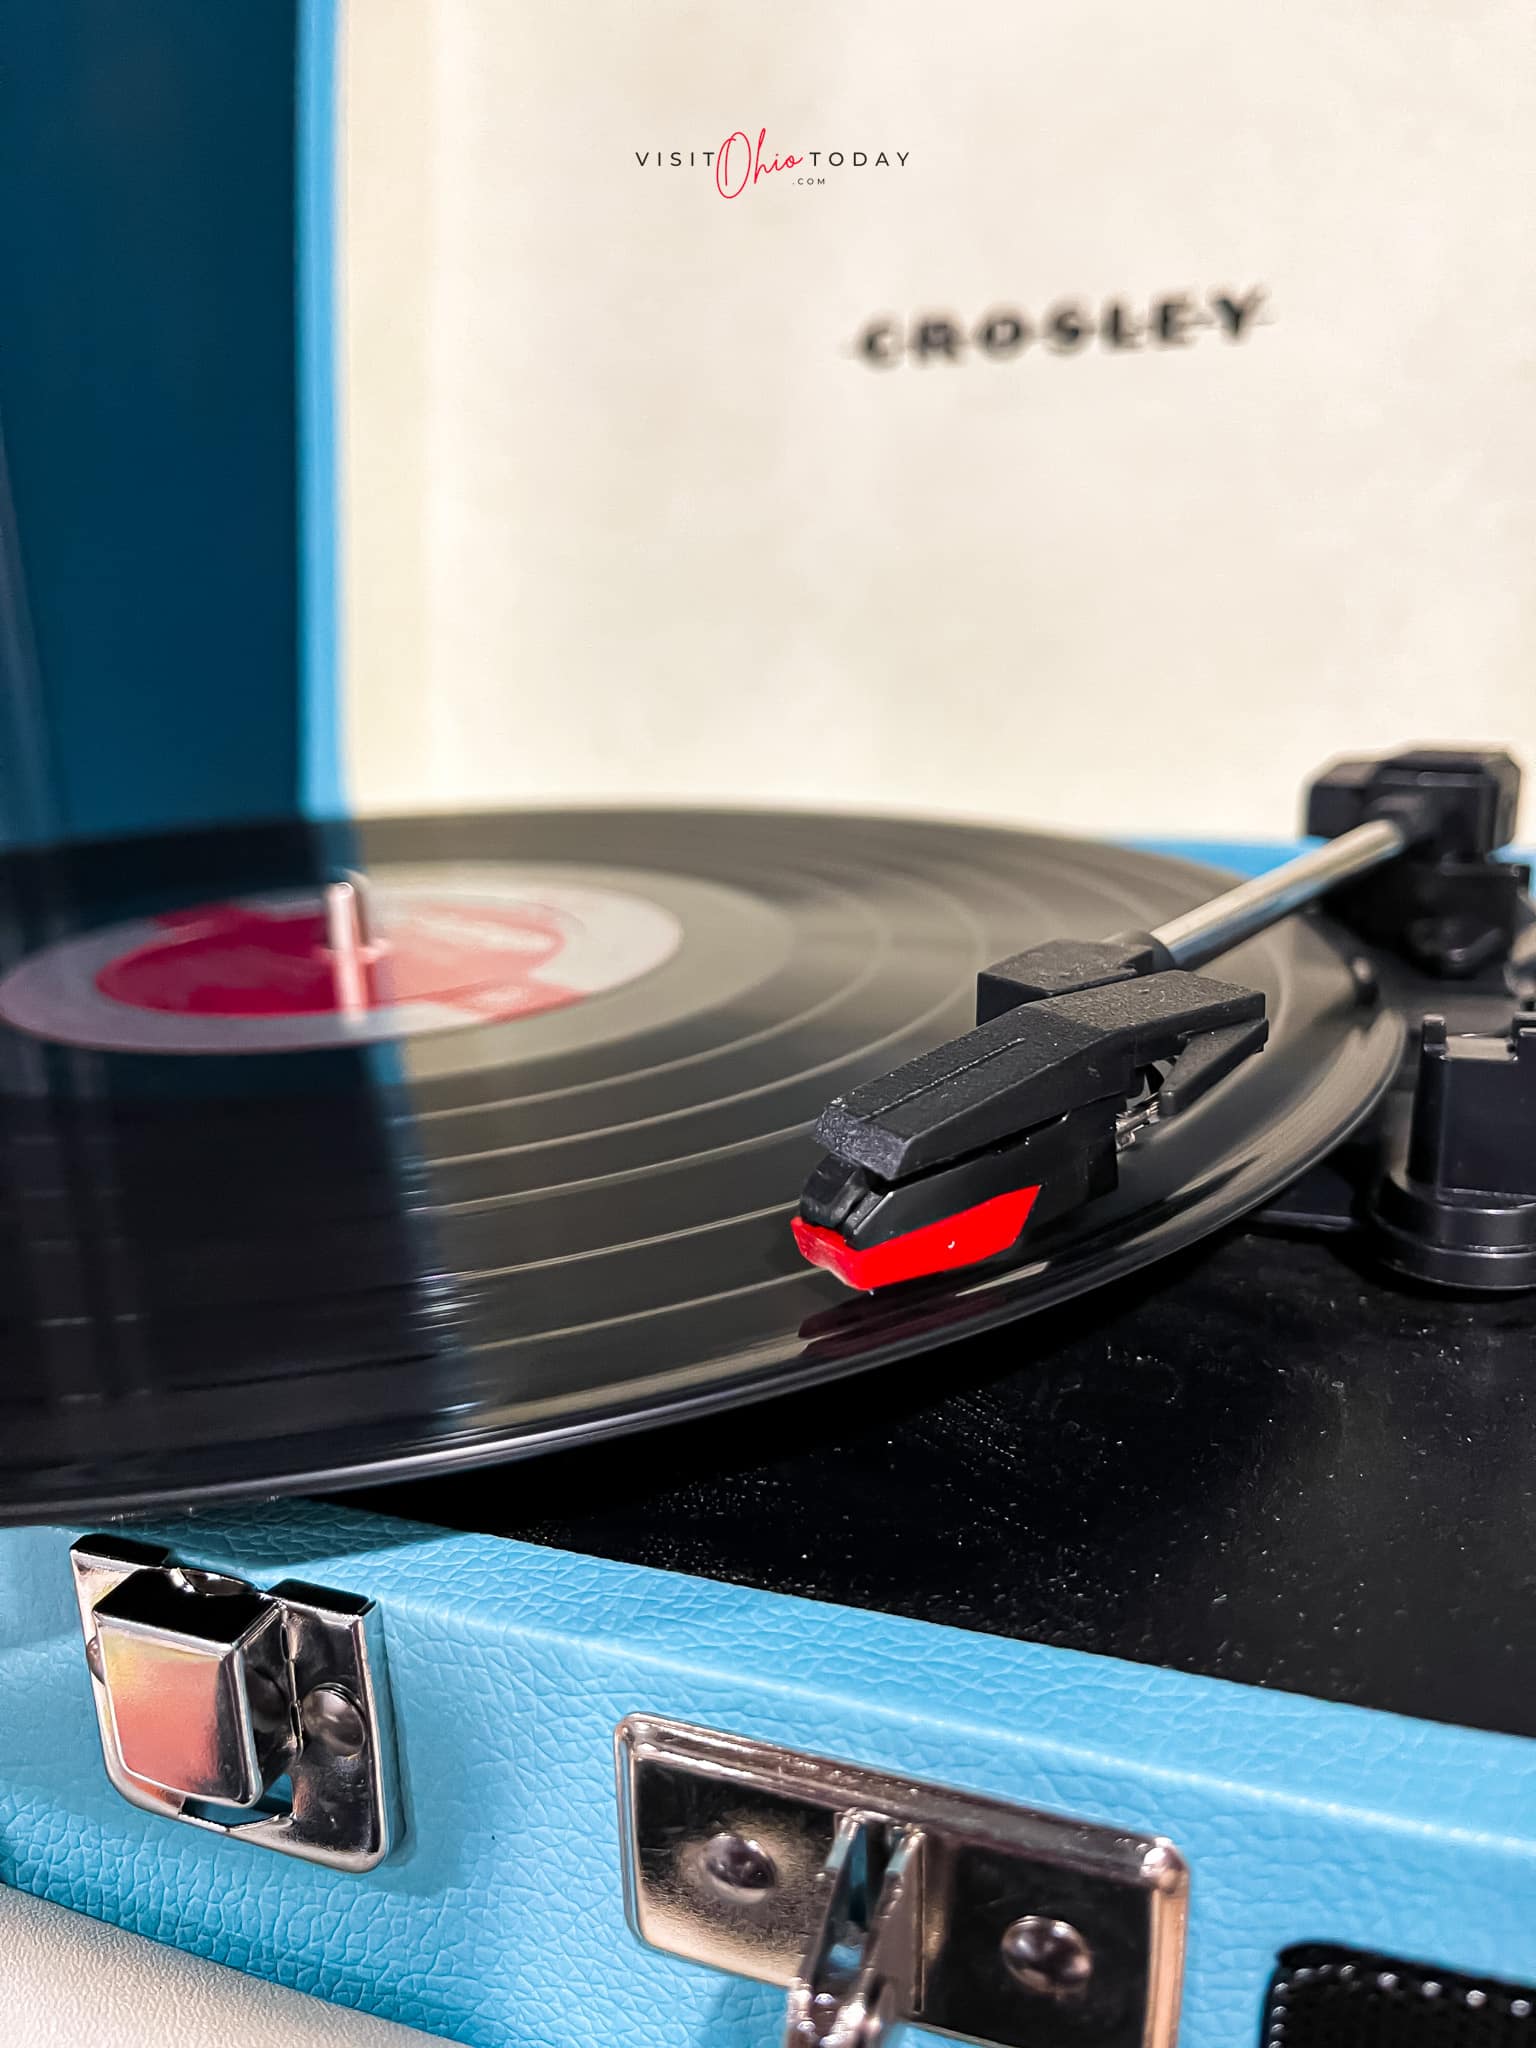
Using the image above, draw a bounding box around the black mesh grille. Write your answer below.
[1266,1945,1536,2046]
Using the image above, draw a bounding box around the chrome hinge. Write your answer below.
[70,1533,397,1872]
[616,1716,1188,2048]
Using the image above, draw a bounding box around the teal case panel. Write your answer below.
[1,1500,1534,2048]
[0,0,340,846]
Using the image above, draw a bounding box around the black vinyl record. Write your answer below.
[0,808,1401,1522]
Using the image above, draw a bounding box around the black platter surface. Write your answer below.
[0,808,1399,1522]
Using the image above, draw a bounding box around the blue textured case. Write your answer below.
[3,1502,1536,2048]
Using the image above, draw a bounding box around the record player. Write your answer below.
[4,8,1536,2048]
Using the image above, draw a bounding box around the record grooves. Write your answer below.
[0,809,1400,1521]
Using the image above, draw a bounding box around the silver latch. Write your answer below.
[71,1534,396,1872]
[616,1716,1188,2048]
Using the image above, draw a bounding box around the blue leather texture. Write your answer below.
[3,1497,1536,2048]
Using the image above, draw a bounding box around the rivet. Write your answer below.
[299,1684,367,1758]
[1000,1916,1093,1997]
[698,1831,777,1900]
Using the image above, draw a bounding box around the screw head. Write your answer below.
[698,1831,777,1900]
[85,1634,104,1684]
[1000,1916,1093,1998]
[300,1684,367,1758]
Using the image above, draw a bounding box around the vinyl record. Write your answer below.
[0,808,1401,1522]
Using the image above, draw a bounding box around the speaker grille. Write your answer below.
[1266,1946,1536,2046]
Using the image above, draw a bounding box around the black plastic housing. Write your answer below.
[813,971,1264,1185]
[1305,747,1521,857]
[1370,1014,1536,1289]
[1305,748,1528,978]
[976,932,1173,1021]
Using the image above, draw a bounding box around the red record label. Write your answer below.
[0,874,682,1053]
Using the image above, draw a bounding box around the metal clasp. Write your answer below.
[71,1534,396,1872]
[616,1716,1188,2048]
[784,1812,923,2047]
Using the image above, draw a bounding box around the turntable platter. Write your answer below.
[0,808,1399,1521]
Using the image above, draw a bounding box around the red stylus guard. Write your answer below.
[791,1184,1041,1291]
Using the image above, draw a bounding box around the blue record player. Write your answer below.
[4,10,1536,2048]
